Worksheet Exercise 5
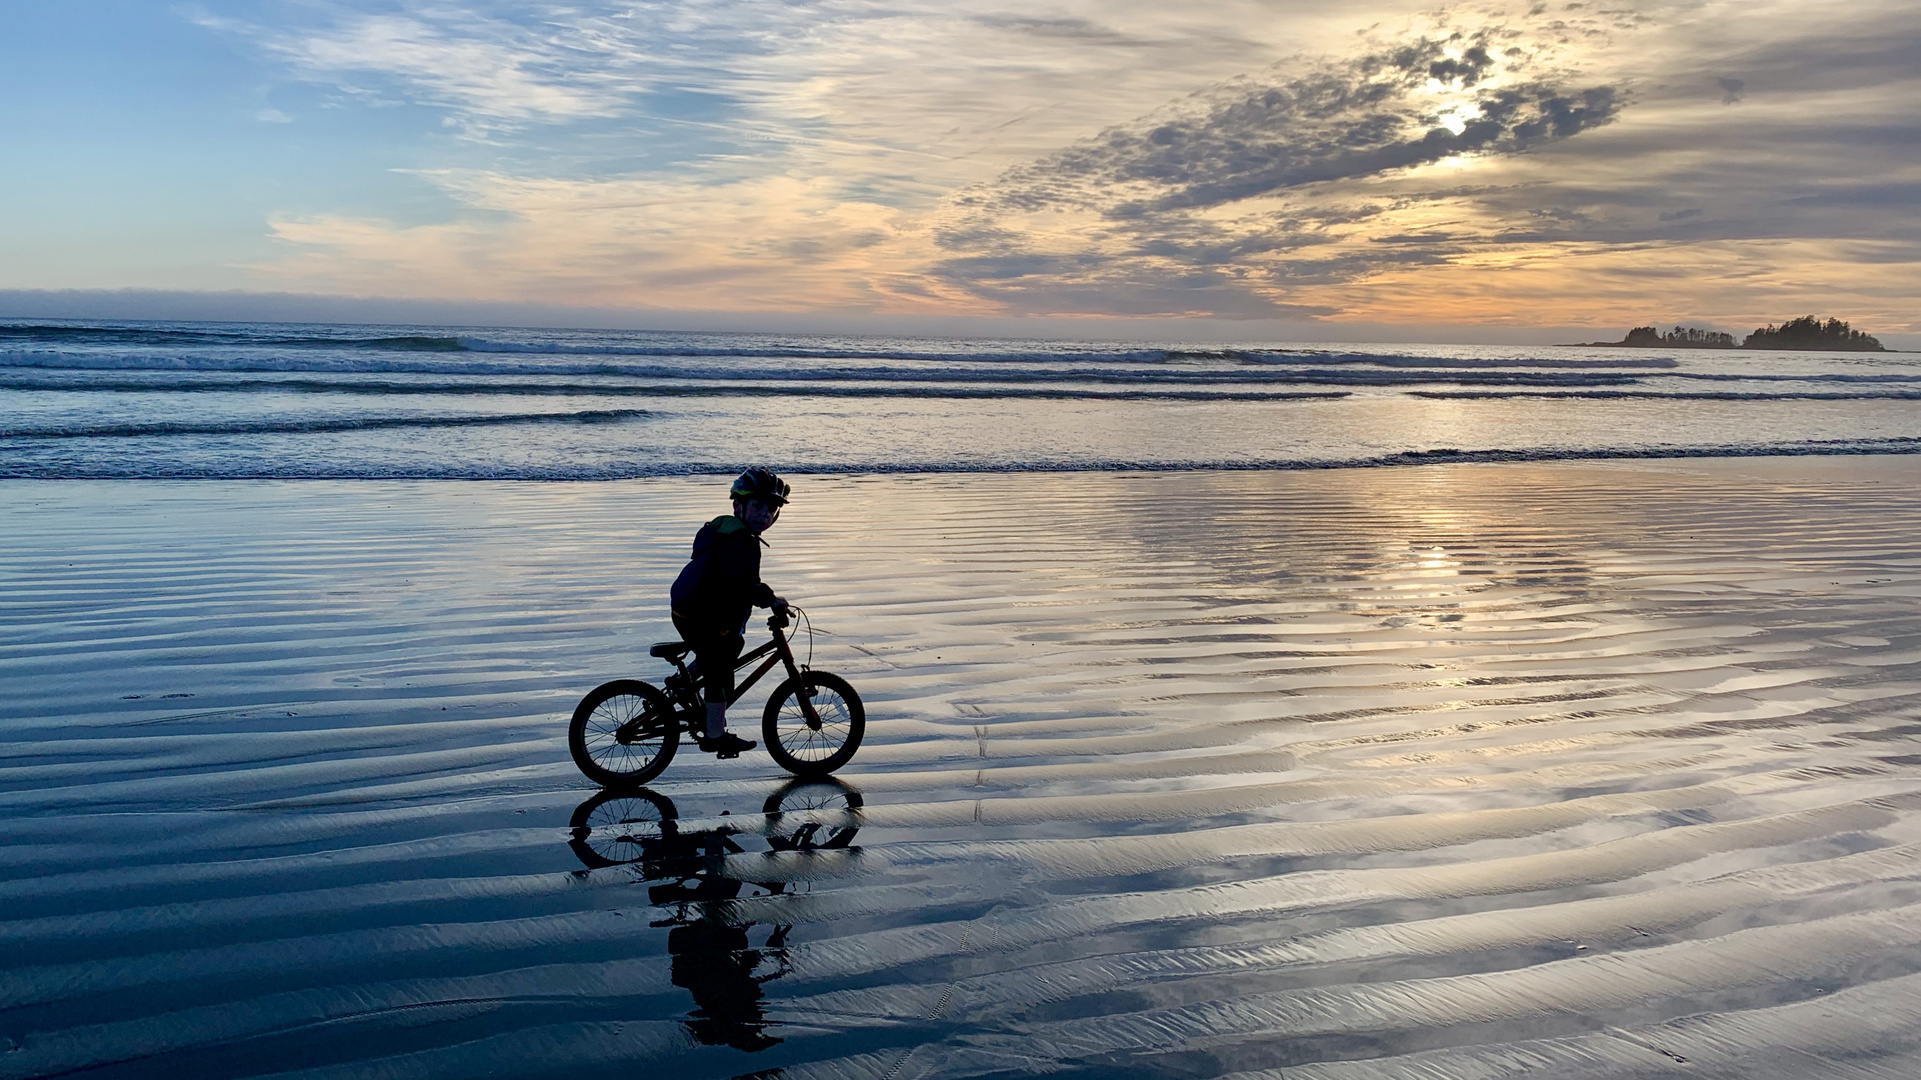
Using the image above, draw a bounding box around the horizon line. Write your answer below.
[8,287,1911,349]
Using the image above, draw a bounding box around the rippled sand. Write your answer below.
[5,457,1921,1079]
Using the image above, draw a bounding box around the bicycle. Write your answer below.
[568,607,865,786]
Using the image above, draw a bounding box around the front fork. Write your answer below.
[771,626,824,730]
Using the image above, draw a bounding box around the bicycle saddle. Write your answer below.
[649,641,691,660]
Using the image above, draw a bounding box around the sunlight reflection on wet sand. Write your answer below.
[3,456,1921,1078]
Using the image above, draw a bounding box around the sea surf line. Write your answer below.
[3,319,1920,480]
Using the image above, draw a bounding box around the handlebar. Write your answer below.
[768,608,791,631]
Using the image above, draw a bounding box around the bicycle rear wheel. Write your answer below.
[569,679,679,787]
[762,671,864,776]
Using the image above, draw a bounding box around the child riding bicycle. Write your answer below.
[568,467,863,784]
[670,468,791,758]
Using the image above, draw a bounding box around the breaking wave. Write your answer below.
[5,436,1917,480]
[0,323,465,352]
[3,318,1918,479]
[0,409,653,440]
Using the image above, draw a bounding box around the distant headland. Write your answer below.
[1583,316,1886,351]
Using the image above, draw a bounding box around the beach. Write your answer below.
[6,455,1921,1078]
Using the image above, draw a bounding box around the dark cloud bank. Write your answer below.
[981,34,1616,216]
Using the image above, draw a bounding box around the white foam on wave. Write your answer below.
[6,323,1921,480]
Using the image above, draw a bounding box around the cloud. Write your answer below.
[210,0,1414,313]
[195,4,656,127]
[920,6,1635,315]
[287,13,621,120]
[209,0,1921,331]
[254,169,934,313]
[200,0,1380,166]
[916,0,1921,324]
[976,25,1620,217]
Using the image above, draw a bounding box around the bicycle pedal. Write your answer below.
[699,731,755,759]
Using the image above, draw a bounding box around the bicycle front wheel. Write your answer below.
[569,679,679,787]
[762,671,864,776]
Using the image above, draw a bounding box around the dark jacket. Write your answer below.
[670,515,776,633]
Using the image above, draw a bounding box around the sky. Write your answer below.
[2,0,1918,340]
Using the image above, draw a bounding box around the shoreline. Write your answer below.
[5,439,1920,483]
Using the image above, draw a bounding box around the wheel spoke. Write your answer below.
[582,694,669,771]
[774,687,852,761]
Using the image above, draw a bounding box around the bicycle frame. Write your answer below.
[670,616,820,725]
[723,636,792,709]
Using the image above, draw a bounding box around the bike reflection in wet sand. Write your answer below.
[568,778,865,1053]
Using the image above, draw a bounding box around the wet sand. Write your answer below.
[4,457,1921,1079]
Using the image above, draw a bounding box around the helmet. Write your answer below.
[730,467,790,506]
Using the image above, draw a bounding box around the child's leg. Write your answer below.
[692,632,742,734]
[672,613,750,750]
[675,615,733,690]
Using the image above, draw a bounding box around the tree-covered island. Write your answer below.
[1586,316,1886,351]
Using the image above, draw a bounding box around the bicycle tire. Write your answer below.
[568,787,679,869]
[761,671,864,776]
[569,679,679,787]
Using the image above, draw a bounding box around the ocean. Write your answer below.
[3,319,1918,477]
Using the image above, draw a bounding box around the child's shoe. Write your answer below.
[697,731,756,758]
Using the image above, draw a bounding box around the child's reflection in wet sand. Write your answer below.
[568,780,864,1053]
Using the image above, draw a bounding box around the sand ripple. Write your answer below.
[3,457,1921,1078]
